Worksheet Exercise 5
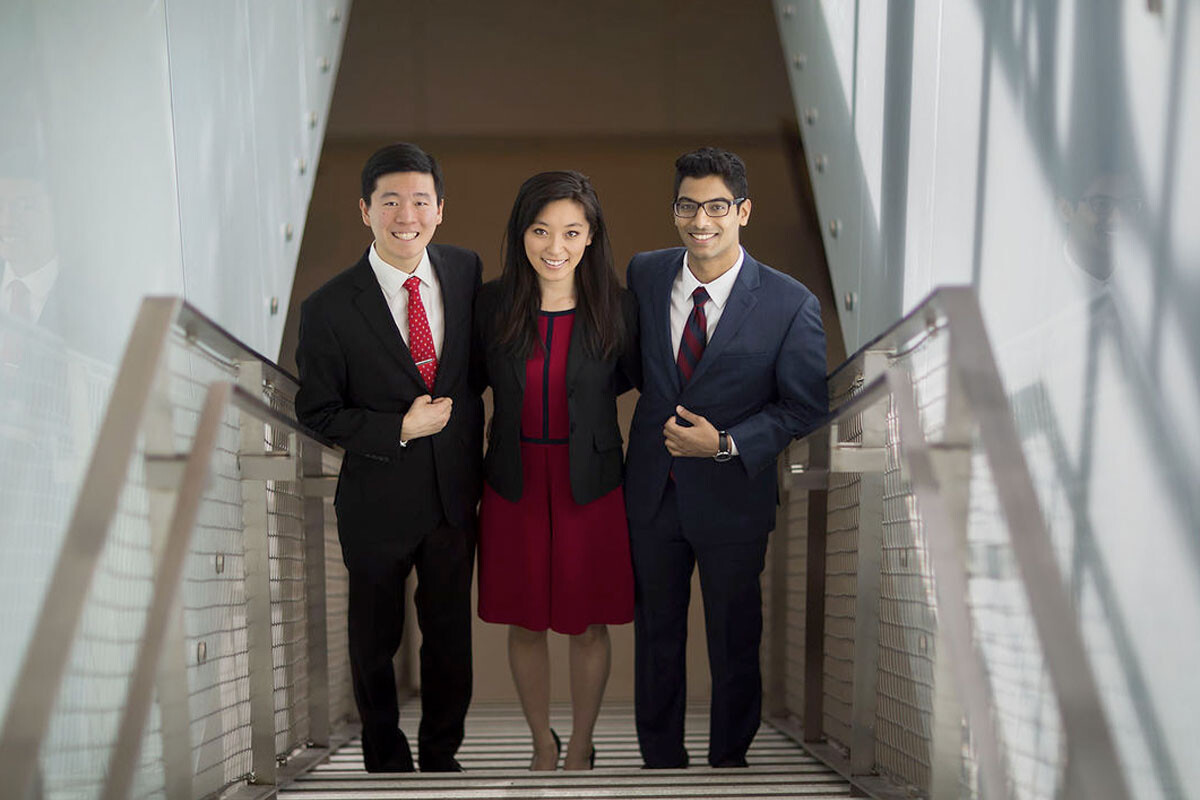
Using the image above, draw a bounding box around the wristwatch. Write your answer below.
[714,430,732,462]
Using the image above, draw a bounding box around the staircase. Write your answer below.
[279,702,852,799]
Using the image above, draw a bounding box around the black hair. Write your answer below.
[360,142,444,204]
[673,146,750,201]
[494,171,625,361]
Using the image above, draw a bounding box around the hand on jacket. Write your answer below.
[662,405,719,458]
[402,395,453,441]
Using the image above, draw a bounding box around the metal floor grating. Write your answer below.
[279,702,852,798]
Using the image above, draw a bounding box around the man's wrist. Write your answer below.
[714,430,732,462]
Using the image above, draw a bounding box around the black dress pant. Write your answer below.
[342,518,475,772]
[630,481,769,768]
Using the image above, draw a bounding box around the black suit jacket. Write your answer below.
[295,245,484,550]
[475,280,640,506]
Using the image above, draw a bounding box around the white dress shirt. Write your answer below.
[368,243,444,358]
[669,247,744,353]
[669,247,746,455]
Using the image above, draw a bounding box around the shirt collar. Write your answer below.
[368,243,433,298]
[2,258,60,303]
[681,246,744,310]
[1061,239,1112,291]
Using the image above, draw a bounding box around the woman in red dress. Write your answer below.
[475,171,639,770]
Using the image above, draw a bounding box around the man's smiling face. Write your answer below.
[673,174,750,274]
[360,171,443,271]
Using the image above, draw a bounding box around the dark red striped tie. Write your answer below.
[676,286,709,384]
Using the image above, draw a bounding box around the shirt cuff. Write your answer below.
[727,433,738,457]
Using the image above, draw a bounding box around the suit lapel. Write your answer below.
[565,308,584,389]
[350,255,425,387]
[651,252,685,395]
[686,255,761,387]
[429,247,461,394]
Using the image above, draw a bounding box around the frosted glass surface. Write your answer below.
[0,0,346,743]
[0,0,184,728]
[777,0,1200,795]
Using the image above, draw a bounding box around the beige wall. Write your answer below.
[282,0,843,704]
[322,0,796,140]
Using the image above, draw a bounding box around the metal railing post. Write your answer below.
[803,425,831,742]
[926,332,973,800]
[238,360,278,786]
[302,439,333,748]
[766,448,792,719]
[278,430,305,761]
[142,367,196,799]
[849,351,888,777]
[887,368,1010,800]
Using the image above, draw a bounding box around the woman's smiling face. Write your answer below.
[524,198,593,290]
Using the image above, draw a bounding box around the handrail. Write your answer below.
[823,296,947,386]
[0,296,343,800]
[102,382,334,800]
[0,298,181,795]
[786,286,1131,800]
[174,298,302,394]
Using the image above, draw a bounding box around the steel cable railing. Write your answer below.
[762,285,1143,800]
[0,297,354,800]
[0,285,1172,800]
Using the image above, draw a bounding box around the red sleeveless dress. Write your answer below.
[477,310,634,634]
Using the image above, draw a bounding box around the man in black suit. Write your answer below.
[295,143,483,773]
[625,148,827,768]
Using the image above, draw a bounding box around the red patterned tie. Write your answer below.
[404,275,438,391]
[676,286,709,384]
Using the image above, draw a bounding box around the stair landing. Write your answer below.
[279,702,852,799]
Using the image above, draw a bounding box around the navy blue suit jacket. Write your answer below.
[624,248,827,539]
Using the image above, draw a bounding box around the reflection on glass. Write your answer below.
[792,0,1200,796]
[0,145,75,724]
[969,4,1197,799]
[1058,172,1139,284]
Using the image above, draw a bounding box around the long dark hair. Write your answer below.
[494,171,625,360]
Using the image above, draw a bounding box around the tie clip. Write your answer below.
[414,357,435,366]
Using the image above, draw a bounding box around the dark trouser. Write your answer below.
[630,481,768,768]
[343,519,476,772]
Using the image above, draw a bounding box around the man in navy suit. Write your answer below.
[295,143,483,773]
[625,147,827,768]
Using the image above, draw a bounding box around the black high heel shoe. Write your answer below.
[530,729,561,770]
[564,743,597,770]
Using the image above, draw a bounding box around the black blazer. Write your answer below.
[475,280,640,506]
[295,245,484,549]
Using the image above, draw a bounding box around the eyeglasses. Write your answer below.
[673,197,746,218]
[1082,194,1144,216]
